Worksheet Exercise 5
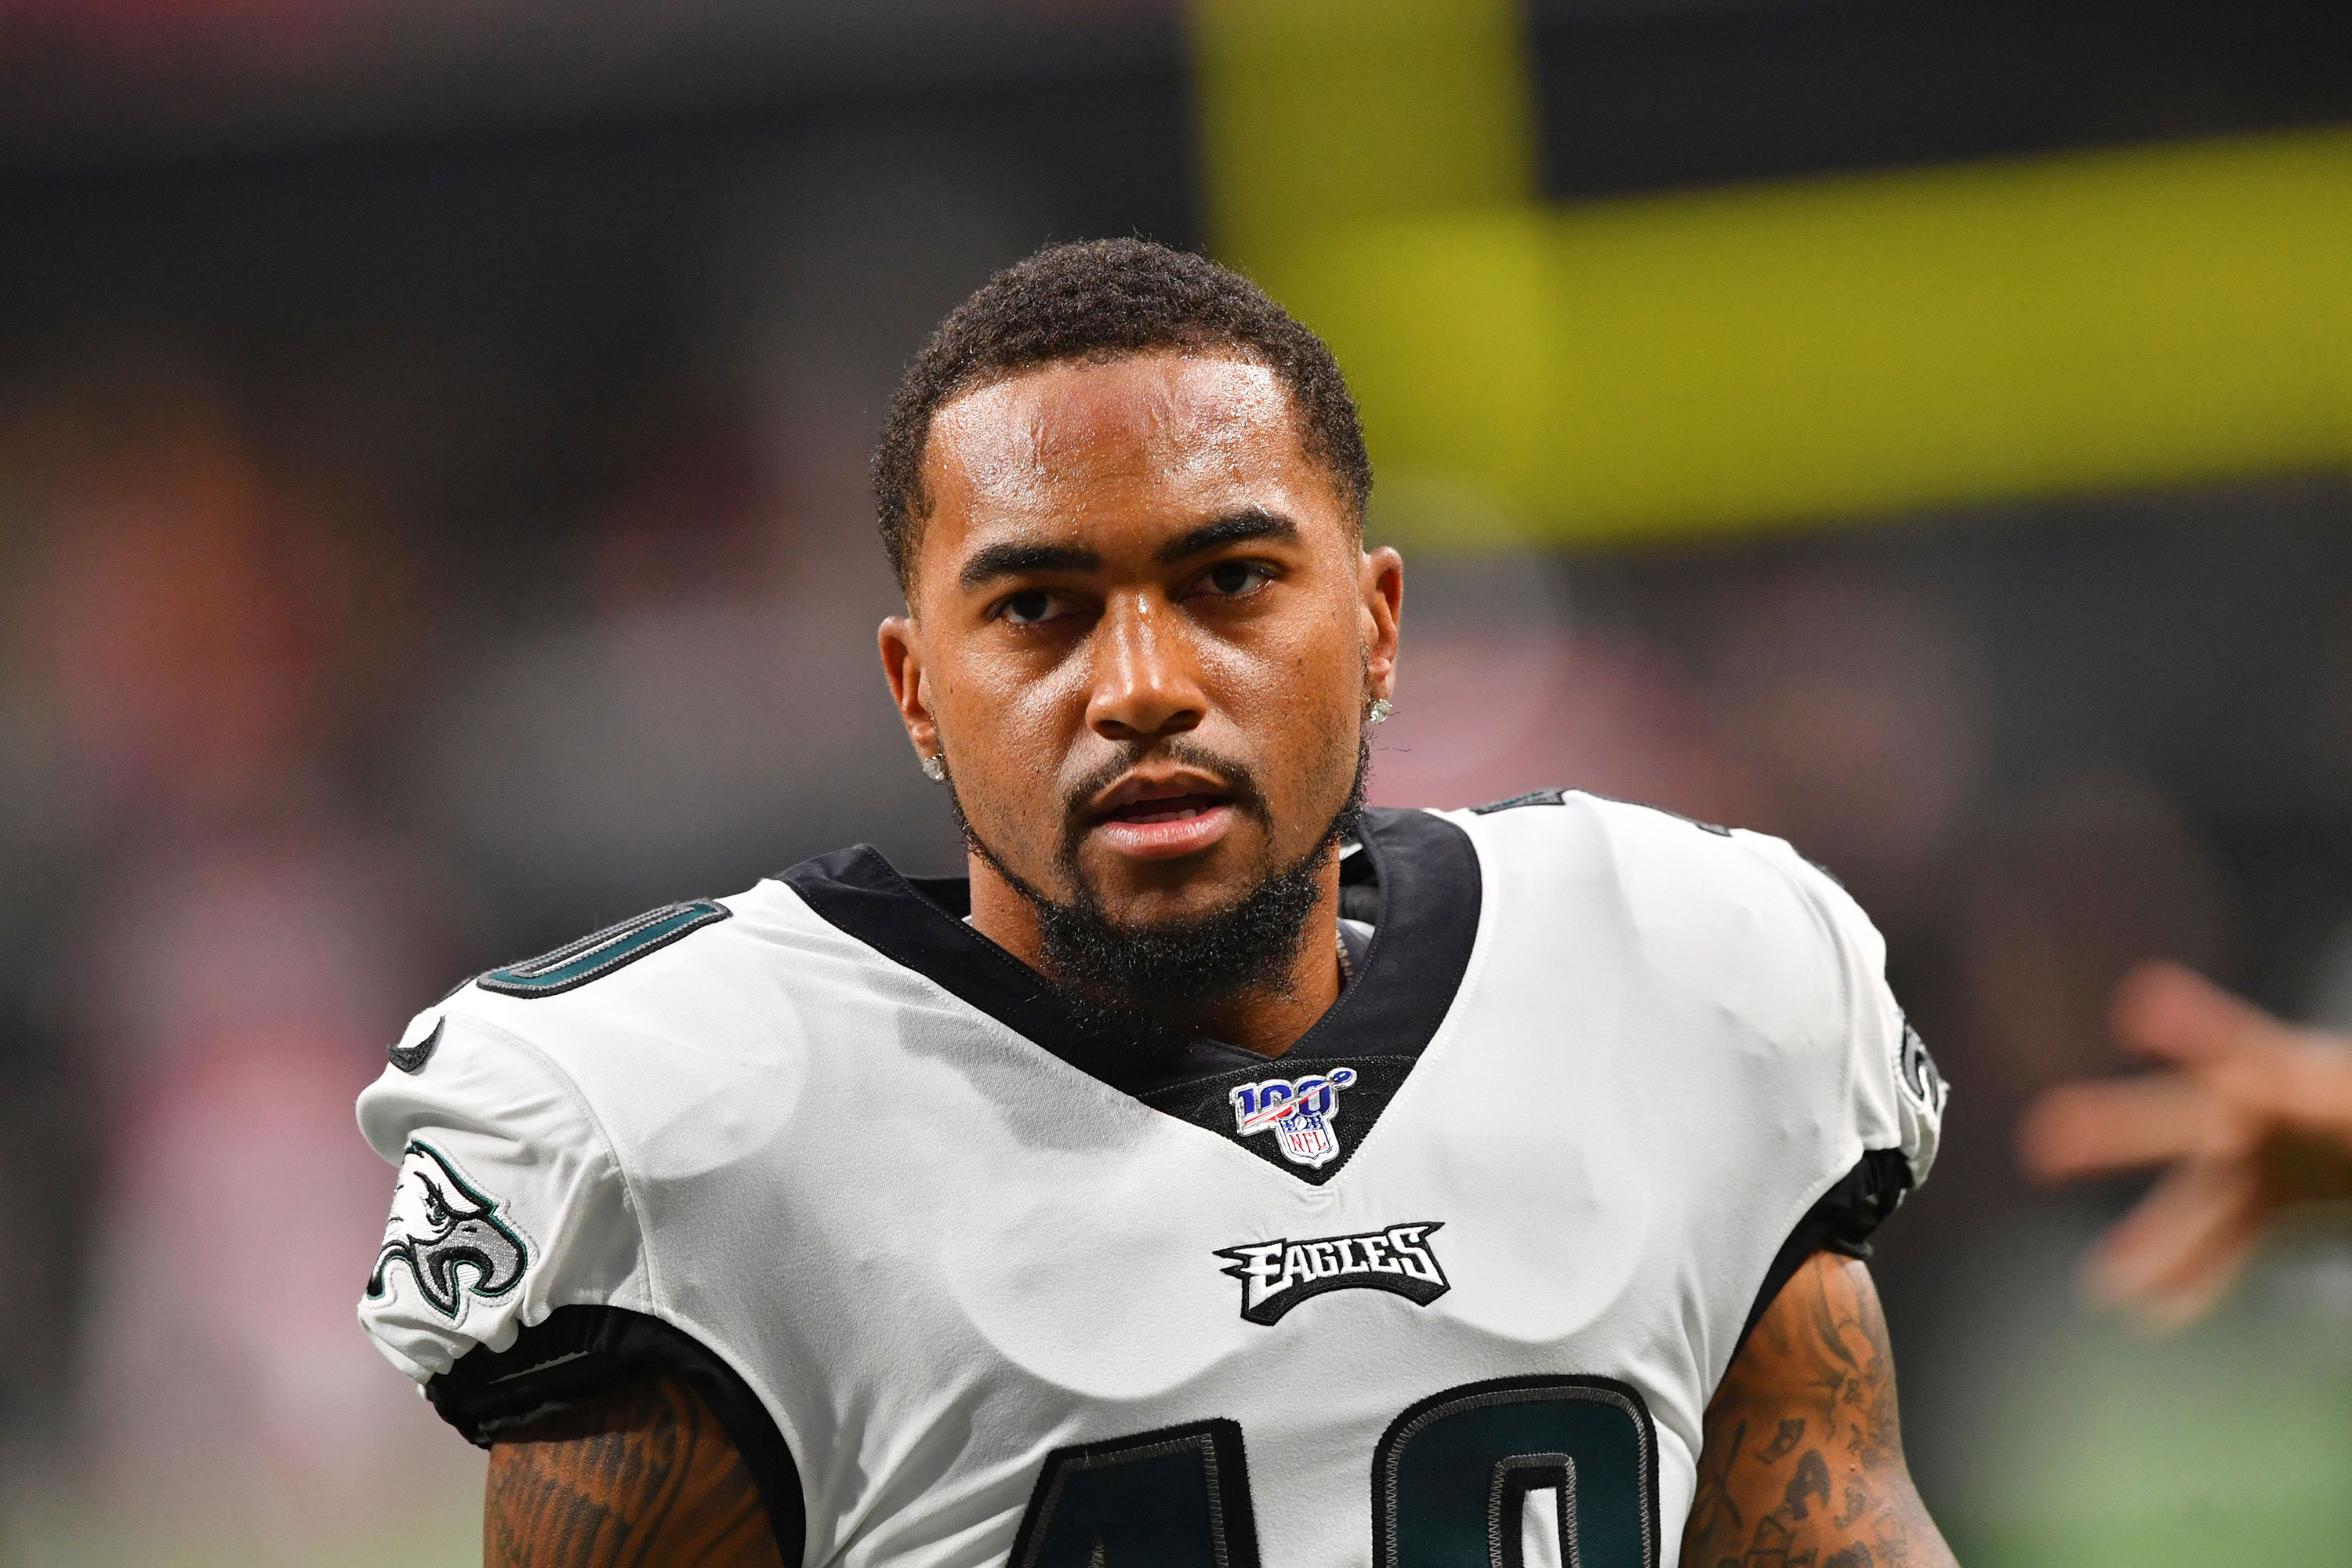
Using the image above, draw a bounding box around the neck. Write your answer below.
[966,851,1345,1059]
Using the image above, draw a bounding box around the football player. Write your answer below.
[359,239,1957,1567]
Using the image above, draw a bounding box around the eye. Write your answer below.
[994,590,1067,626]
[1192,561,1274,599]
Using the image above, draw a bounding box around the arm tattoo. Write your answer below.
[1757,1419,1806,1465]
[1681,1254,1958,1568]
[1686,1416,1748,1542]
[485,1374,786,1568]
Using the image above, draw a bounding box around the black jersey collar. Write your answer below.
[776,806,1483,1106]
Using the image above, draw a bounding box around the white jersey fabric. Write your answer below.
[358,795,1944,1568]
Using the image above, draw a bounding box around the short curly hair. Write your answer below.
[871,238,1372,593]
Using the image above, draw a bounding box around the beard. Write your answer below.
[946,732,1370,1034]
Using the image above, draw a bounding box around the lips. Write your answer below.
[1084,771,1241,860]
[1102,791,1228,826]
[1089,770,1235,821]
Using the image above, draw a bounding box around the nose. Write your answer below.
[1085,591,1206,742]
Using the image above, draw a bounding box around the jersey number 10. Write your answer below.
[1007,1374,1659,1568]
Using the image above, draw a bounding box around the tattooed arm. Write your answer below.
[1680,1252,1957,1568]
[484,1374,786,1568]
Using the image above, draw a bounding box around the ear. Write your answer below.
[878,615,939,761]
[1358,545,1404,702]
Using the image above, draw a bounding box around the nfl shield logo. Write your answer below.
[1229,1068,1359,1168]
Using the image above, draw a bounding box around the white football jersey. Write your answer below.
[357,795,1944,1568]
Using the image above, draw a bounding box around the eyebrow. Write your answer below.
[1153,509,1299,564]
[953,509,1301,593]
[956,542,1103,593]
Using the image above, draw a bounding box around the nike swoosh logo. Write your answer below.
[389,1018,444,1075]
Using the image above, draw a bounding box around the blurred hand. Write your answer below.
[2018,960,2352,1327]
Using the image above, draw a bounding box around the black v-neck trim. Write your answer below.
[775,807,1483,1183]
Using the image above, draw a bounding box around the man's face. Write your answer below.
[881,350,1400,936]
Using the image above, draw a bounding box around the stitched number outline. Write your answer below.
[1008,1421,1261,1568]
[1375,1377,1657,1568]
[1010,1377,1657,1567]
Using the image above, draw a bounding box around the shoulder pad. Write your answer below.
[477,899,731,1000]
[1475,787,1731,837]
[1470,788,1567,813]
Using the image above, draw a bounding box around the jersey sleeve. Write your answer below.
[1759,839,1947,1197]
[355,1003,649,1389]
[1732,837,1950,1347]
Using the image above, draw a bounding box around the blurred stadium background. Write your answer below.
[4,0,2352,1561]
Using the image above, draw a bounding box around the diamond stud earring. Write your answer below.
[1367,697,1394,726]
[920,753,946,782]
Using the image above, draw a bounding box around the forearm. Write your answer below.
[1682,1253,1956,1568]
[485,1374,784,1568]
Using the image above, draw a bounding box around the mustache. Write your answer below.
[1058,739,1272,859]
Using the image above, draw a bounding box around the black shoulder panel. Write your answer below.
[428,1304,805,1566]
[477,900,731,999]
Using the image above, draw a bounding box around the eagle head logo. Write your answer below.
[367,1141,528,1321]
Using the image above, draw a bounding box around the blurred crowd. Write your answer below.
[0,125,1011,1556]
